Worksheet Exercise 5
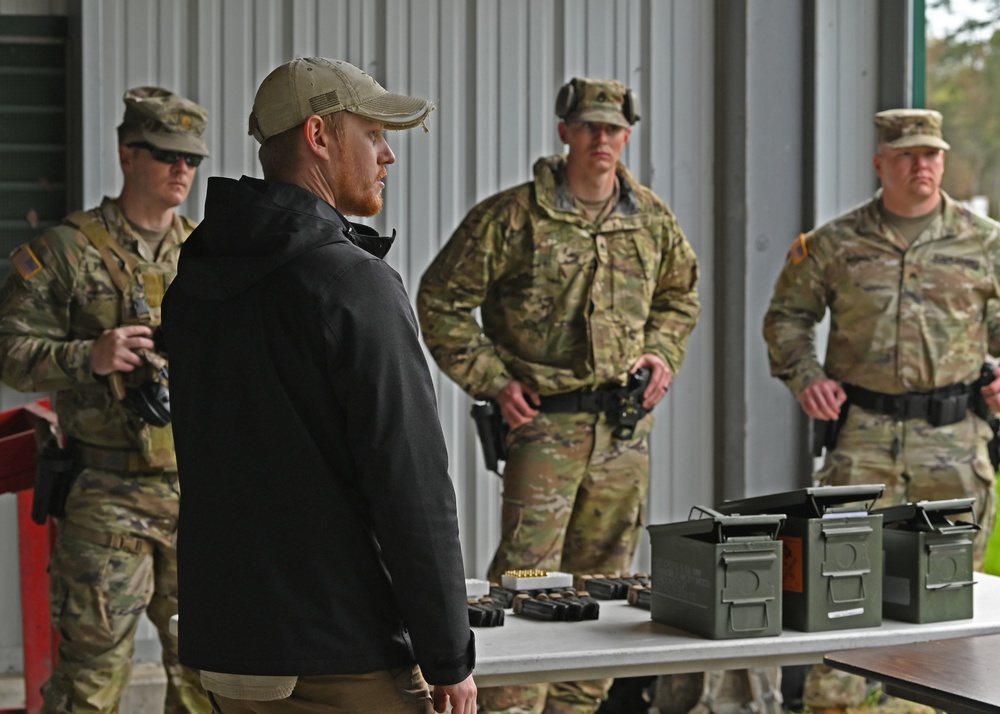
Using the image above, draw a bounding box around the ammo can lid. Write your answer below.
[873,497,979,533]
[647,505,785,543]
[714,485,885,519]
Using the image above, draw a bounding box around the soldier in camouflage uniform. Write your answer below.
[417,77,701,714]
[0,87,212,714]
[764,108,1000,714]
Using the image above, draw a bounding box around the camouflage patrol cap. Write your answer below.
[874,108,950,151]
[248,57,435,143]
[121,86,210,157]
[556,77,639,128]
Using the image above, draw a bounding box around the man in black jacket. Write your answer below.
[162,57,477,714]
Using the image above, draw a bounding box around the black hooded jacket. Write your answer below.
[162,176,475,682]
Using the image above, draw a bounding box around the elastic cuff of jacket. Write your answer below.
[83,343,104,384]
[484,373,514,400]
[643,344,677,375]
[791,368,829,398]
[424,631,476,685]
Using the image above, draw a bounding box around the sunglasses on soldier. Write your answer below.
[126,141,204,168]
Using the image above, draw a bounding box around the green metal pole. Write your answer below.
[913,0,926,107]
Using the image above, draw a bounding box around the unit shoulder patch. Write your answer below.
[788,233,808,266]
[11,245,43,281]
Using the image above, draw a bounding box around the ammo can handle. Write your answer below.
[820,523,874,537]
[721,552,778,566]
[689,505,726,520]
[728,603,772,632]
[826,573,867,603]
[926,580,975,591]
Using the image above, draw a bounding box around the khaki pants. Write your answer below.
[209,668,433,714]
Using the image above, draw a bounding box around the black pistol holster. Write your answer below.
[471,400,509,476]
[32,440,75,524]
[811,404,850,458]
[23,401,74,525]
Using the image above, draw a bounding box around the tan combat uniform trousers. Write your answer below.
[478,411,652,714]
[41,467,210,714]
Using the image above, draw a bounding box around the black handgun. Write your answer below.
[611,367,651,439]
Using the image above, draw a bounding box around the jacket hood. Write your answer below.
[175,176,394,301]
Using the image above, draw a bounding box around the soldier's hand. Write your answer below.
[981,364,1000,413]
[497,379,540,429]
[90,325,155,376]
[798,378,846,421]
[631,353,672,410]
[432,674,477,714]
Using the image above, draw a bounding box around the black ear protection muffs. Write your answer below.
[554,78,640,125]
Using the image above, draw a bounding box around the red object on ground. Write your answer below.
[0,400,59,714]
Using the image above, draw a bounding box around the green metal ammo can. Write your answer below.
[647,506,785,639]
[716,485,884,632]
[874,498,976,624]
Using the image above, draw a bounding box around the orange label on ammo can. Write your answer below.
[780,535,803,593]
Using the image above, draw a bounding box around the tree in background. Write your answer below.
[930,1,1000,575]
[927,0,1000,216]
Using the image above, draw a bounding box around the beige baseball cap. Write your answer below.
[121,86,210,156]
[248,57,434,143]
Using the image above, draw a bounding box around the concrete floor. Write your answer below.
[0,662,166,713]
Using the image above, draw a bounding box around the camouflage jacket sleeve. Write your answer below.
[643,211,701,375]
[416,193,520,399]
[987,238,1000,358]
[762,231,830,397]
[0,226,101,393]
[989,299,1000,359]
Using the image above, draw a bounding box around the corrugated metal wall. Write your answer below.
[0,0,881,675]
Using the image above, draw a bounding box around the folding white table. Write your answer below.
[472,572,1000,686]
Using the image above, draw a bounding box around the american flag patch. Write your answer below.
[11,246,43,280]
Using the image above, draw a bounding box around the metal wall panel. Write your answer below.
[0,0,66,12]
[816,0,879,224]
[744,0,808,498]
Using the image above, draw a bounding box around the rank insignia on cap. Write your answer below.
[11,246,42,280]
[788,234,808,266]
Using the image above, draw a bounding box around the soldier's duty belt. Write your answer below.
[843,382,973,426]
[537,386,625,414]
[73,443,166,475]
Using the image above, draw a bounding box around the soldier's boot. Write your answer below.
[542,678,611,714]
[744,666,783,714]
[802,665,867,712]
[478,683,546,714]
[650,669,781,714]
